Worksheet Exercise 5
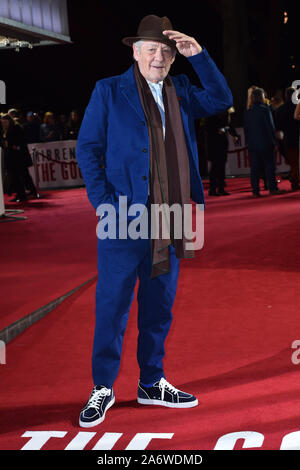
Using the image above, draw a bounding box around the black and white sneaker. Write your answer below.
[79,385,115,428]
[137,378,198,408]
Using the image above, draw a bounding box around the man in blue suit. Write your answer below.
[76,15,233,427]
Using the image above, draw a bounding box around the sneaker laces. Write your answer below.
[86,386,111,410]
[158,378,179,401]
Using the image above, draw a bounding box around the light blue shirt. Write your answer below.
[146,80,165,138]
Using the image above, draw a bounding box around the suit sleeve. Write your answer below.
[76,81,112,211]
[243,111,249,145]
[185,48,233,119]
[265,107,277,146]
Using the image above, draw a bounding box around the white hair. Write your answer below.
[132,40,145,60]
[133,40,145,53]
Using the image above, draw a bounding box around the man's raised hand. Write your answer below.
[163,30,202,57]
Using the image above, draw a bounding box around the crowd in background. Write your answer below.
[4,108,82,144]
[203,85,300,197]
[0,109,82,202]
[0,88,300,203]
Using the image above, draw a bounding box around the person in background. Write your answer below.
[247,85,268,190]
[8,108,24,127]
[247,85,261,110]
[271,89,284,111]
[276,87,300,191]
[206,108,240,196]
[39,112,60,142]
[244,88,285,197]
[23,112,40,144]
[294,99,300,121]
[0,114,27,202]
[57,112,68,140]
[65,110,81,140]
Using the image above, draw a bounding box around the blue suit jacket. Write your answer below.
[244,103,277,152]
[76,49,233,212]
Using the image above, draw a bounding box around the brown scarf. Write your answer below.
[134,62,194,278]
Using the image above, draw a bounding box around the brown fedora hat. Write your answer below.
[122,15,176,49]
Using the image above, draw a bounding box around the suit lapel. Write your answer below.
[120,67,190,143]
[120,65,146,121]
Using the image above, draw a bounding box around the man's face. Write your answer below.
[133,40,175,83]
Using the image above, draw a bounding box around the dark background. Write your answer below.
[0,0,299,125]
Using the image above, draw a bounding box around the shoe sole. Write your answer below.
[79,396,115,428]
[137,397,198,408]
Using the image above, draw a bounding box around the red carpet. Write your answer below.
[1,178,300,450]
[0,188,97,330]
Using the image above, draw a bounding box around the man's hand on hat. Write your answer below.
[163,30,202,57]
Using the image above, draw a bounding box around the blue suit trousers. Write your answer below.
[92,236,180,388]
